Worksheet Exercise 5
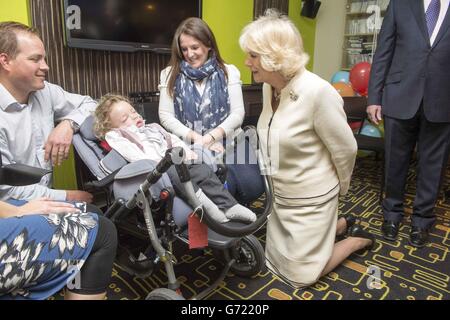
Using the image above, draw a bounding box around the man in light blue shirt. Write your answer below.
[0,21,95,202]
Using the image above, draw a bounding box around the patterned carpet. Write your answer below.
[54,155,450,300]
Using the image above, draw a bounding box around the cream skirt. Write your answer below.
[265,195,339,288]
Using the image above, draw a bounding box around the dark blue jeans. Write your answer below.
[223,138,264,205]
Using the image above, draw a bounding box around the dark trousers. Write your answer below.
[167,163,237,211]
[70,215,117,295]
[224,138,264,205]
[383,107,450,229]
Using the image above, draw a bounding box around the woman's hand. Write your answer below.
[208,141,225,153]
[200,134,215,147]
[196,132,225,153]
[185,149,199,161]
[16,198,81,216]
[189,131,204,146]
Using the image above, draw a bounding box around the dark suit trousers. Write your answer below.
[167,163,237,211]
[383,106,450,229]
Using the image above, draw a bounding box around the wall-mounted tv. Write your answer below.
[62,0,202,53]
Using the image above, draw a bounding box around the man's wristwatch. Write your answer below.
[65,119,80,133]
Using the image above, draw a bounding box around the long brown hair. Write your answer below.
[166,17,228,97]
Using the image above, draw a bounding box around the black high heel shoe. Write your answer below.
[343,214,356,232]
[348,224,375,254]
[335,214,357,242]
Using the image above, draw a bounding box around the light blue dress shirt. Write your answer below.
[0,81,97,201]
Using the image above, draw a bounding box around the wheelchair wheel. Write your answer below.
[146,288,185,300]
[227,235,266,277]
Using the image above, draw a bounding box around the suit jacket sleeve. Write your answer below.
[367,0,397,106]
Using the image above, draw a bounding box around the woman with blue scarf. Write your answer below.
[159,17,264,205]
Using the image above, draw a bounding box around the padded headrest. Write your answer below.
[79,115,98,141]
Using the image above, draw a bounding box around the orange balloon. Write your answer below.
[332,82,355,97]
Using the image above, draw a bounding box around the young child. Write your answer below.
[93,94,256,224]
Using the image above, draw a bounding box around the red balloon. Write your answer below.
[349,62,371,96]
[348,121,362,132]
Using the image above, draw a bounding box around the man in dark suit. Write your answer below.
[367,0,450,248]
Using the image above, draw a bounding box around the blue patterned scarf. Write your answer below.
[174,57,230,135]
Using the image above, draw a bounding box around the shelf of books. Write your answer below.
[342,0,390,70]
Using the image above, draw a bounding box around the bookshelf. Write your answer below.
[341,0,390,70]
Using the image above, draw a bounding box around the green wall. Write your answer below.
[204,0,317,84]
[0,0,30,25]
[289,0,316,71]
[52,148,78,190]
[203,0,254,84]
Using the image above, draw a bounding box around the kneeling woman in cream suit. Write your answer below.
[239,10,375,288]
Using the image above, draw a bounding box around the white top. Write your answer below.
[424,0,450,45]
[105,124,197,163]
[158,64,245,141]
[0,82,97,201]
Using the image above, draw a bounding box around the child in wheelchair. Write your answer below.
[93,94,256,224]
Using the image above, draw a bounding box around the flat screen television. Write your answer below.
[62,0,202,53]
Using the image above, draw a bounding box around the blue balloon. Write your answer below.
[360,123,382,137]
[331,71,350,84]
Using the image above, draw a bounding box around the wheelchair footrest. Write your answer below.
[116,247,156,279]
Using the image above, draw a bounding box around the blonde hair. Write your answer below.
[0,21,41,59]
[94,94,132,139]
[239,9,309,79]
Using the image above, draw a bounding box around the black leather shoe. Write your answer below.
[409,227,429,248]
[348,224,375,254]
[381,220,400,241]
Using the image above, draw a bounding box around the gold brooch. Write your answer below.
[289,91,299,101]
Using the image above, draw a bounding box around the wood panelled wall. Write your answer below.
[29,0,288,99]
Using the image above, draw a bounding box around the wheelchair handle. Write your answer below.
[146,147,185,185]
[175,162,191,183]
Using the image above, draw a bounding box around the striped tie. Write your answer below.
[425,0,441,38]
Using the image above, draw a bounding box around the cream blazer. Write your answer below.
[257,70,357,206]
